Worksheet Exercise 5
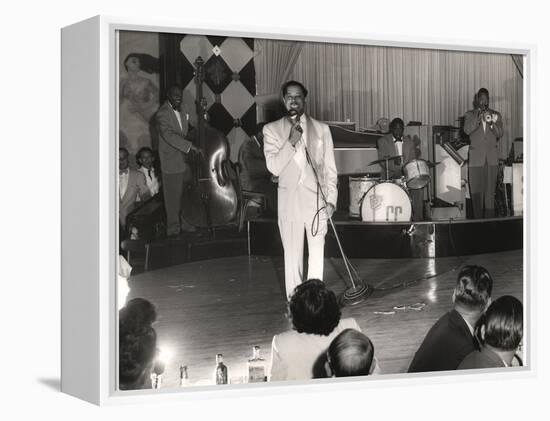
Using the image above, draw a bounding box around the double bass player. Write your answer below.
[155,85,203,237]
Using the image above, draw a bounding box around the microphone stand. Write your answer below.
[298,129,373,306]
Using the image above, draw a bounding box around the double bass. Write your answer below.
[181,57,240,228]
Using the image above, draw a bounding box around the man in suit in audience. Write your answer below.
[463,88,503,219]
[263,81,338,299]
[408,265,493,373]
[155,85,202,237]
[119,147,151,235]
[377,118,424,221]
[136,146,161,198]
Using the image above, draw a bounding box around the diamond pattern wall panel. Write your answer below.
[183,78,216,110]
[180,35,214,66]
[220,38,254,72]
[238,60,256,97]
[204,55,233,94]
[207,102,235,136]
[206,36,227,49]
[240,104,258,136]
[222,81,255,118]
[162,34,256,151]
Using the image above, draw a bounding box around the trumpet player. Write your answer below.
[464,88,504,219]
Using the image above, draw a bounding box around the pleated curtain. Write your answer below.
[285,42,523,158]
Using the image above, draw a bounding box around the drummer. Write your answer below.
[376,118,424,221]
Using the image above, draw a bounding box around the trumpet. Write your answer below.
[480,109,497,124]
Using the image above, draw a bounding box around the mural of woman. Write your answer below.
[120,53,160,164]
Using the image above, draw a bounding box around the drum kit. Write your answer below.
[349,156,434,222]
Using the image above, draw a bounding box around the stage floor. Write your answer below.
[126,249,523,388]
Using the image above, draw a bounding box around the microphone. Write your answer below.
[289,110,303,133]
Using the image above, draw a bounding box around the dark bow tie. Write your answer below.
[394,138,403,143]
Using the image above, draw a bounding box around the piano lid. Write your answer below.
[329,125,380,149]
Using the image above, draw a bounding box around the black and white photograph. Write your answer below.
[116,29,525,391]
[5,0,549,419]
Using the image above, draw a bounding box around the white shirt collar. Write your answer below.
[460,314,475,335]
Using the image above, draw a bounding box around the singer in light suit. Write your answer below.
[464,88,503,219]
[263,81,338,299]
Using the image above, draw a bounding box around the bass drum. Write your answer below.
[360,182,412,222]
[349,176,379,218]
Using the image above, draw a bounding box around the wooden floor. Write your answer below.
[126,249,523,388]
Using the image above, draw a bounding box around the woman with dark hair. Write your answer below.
[268,279,368,381]
[119,298,158,390]
[458,295,523,369]
[120,53,160,162]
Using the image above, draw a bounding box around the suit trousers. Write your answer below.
[162,170,192,235]
[469,162,498,219]
[278,185,327,299]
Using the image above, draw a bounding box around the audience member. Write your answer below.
[119,147,151,234]
[119,298,158,390]
[458,295,523,369]
[408,265,493,373]
[136,146,161,197]
[325,328,376,377]
[269,279,363,381]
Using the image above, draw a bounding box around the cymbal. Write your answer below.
[368,155,402,166]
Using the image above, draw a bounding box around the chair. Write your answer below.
[238,190,267,232]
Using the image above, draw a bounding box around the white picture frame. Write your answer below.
[61,15,534,406]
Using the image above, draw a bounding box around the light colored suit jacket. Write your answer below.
[269,318,360,381]
[377,134,420,180]
[155,101,193,174]
[263,115,338,221]
[464,109,503,167]
[119,169,151,229]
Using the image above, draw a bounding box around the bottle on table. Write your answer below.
[247,346,267,383]
[179,365,190,387]
[150,355,165,389]
[214,353,228,385]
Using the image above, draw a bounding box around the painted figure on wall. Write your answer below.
[119,53,160,165]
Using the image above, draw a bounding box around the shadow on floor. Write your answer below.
[37,377,60,391]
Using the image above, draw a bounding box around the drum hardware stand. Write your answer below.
[303,145,374,306]
[383,156,391,180]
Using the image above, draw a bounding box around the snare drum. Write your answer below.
[349,176,379,218]
[360,182,412,222]
[403,159,430,189]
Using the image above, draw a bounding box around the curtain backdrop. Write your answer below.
[286,43,523,158]
[254,39,304,95]
[254,39,304,121]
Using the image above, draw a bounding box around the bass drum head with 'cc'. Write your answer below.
[360,182,412,222]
